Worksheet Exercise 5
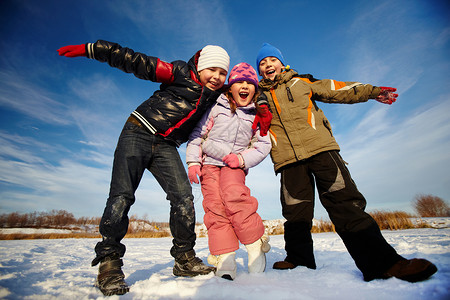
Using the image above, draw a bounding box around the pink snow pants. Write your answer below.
[201,164,265,255]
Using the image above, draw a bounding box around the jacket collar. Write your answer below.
[217,93,256,110]
[259,69,297,90]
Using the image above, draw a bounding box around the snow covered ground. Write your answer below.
[0,225,449,299]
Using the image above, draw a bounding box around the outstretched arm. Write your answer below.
[311,80,398,105]
[57,41,174,84]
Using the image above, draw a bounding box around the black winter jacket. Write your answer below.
[86,40,222,146]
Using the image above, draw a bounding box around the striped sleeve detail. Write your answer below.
[86,43,95,59]
[331,80,346,90]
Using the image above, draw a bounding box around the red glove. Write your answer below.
[188,165,201,184]
[222,154,241,168]
[57,44,87,57]
[375,87,398,105]
[252,104,272,136]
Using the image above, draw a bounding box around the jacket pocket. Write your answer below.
[323,118,333,136]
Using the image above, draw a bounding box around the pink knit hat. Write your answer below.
[227,62,258,88]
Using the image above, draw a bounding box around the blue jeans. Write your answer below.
[92,120,196,265]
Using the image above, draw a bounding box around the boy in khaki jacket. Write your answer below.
[256,43,437,282]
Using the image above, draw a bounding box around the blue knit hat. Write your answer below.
[256,43,286,71]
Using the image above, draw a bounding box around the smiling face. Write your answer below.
[199,67,227,90]
[258,56,284,81]
[229,81,256,107]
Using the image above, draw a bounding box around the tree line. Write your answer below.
[0,194,448,229]
[0,209,101,228]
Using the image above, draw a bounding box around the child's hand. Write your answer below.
[253,104,272,136]
[188,165,201,184]
[57,44,87,57]
[222,154,241,168]
[375,87,398,105]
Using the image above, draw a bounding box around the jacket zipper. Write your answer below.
[286,87,294,102]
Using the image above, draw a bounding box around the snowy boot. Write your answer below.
[245,235,271,273]
[173,250,216,277]
[95,253,129,296]
[208,252,237,280]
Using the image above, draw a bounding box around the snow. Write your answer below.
[0,225,449,299]
[0,228,73,234]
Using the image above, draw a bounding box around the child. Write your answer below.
[186,62,271,280]
[58,41,230,296]
[256,43,437,282]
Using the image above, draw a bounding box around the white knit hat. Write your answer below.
[197,45,230,72]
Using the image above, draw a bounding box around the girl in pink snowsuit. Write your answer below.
[186,62,271,280]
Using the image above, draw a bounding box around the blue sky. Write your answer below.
[0,0,449,222]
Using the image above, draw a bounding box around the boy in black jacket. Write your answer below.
[58,41,231,296]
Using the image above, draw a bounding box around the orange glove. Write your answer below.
[187,165,201,184]
[57,44,87,57]
[375,87,398,105]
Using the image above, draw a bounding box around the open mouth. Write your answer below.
[239,92,249,99]
[266,70,275,75]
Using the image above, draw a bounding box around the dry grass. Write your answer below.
[268,210,432,236]
[369,210,416,230]
[0,232,101,240]
[0,231,172,240]
[124,231,171,238]
[0,210,435,240]
[311,219,335,233]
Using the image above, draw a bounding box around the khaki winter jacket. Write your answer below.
[259,69,381,172]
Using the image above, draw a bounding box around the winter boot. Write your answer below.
[208,252,237,280]
[173,249,216,277]
[383,258,437,282]
[273,260,297,270]
[95,253,129,296]
[273,258,316,270]
[245,235,271,273]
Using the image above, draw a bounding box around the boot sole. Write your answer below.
[100,286,130,296]
[398,264,438,282]
[221,274,234,281]
[173,268,215,277]
[95,280,129,296]
[273,261,296,270]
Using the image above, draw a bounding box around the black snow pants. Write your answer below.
[279,150,403,281]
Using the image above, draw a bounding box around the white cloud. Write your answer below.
[345,1,442,93]
[0,132,193,220]
[337,95,450,212]
[0,70,73,125]
[104,0,238,60]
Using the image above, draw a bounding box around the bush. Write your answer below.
[413,194,450,217]
[0,210,78,228]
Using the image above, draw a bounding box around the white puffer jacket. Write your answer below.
[186,94,271,170]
